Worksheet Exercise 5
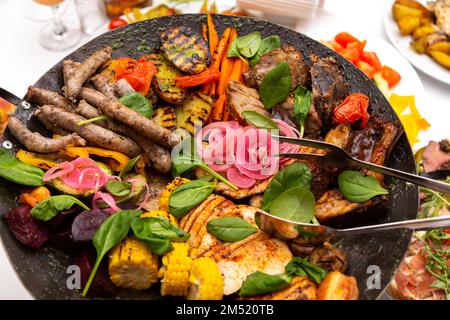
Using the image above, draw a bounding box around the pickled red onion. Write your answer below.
[43,162,75,181]
[92,191,121,212]
[226,167,256,189]
[274,119,301,164]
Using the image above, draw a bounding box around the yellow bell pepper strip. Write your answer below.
[64,147,90,158]
[389,94,430,146]
[83,147,130,172]
[16,150,59,170]
[18,186,51,207]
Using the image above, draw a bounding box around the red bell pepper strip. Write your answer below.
[361,51,382,71]
[175,69,221,87]
[333,93,370,128]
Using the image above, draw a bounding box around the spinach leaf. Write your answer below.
[237,32,261,58]
[239,272,292,296]
[242,110,278,130]
[119,155,141,177]
[82,210,140,296]
[259,62,292,110]
[285,257,328,284]
[169,180,216,218]
[207,217,257,242]
[262,163,312,211]
[227,37,243,59]
[249,35,281,67]
[338,170,389,203]
[31,195,89,221]
[119,92,153,118]
[0,149,44,186]
[105,180,131,197]
[293,85,311,138]
[269,187,315,223]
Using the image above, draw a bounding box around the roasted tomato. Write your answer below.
[114,57,157,96]
[108,17,128,30]
[333,93,370,128]
[317,271,359,300]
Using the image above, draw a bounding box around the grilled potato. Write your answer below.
[146,53,187,105]
[152,106,177,131]
[241,276,317,300]
[428,50,450,69]
[427,41,450,54]
[397,16,421,35]
[161,26,210,74]
[175,92,213,134]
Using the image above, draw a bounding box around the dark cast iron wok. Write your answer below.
[0,14,418,300]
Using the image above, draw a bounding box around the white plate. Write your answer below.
[383,0,450,85]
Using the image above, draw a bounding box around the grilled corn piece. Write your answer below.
[160,177,190,211]
[109,237,159,290]
[161,26,210,74]
[152,106,177,131]
[187,257,224,300]
[141,210,178,226]
[176,92,213,134]
[158,243,193,296]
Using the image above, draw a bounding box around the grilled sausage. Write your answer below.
[79,87,179,148]
[161,26,210,74]
[63,60,81,87]
[35,105,141,157]
[91,73,117,100]
[8,117,85,153]
[114,78,135,97]
[26,86,76,112]
[65,46,112,100]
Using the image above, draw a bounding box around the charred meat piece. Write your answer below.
[26,86,76,112]
[324,123,351,148]
[8,117,85,153]
[309,242,347,273]
[310,55,349,129]
[243,44,310,90]
[79,87,178,148]
[64,46,112,100]
[35,105,141,158]
[160,27,210,74]
[422,139,450,172]
[242,276,317,300]
[91,73,117,101]
[146,53,187,105]
[226,80,270,125]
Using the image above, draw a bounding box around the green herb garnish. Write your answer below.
[259,61,292,110]
[207,217,257,242]
[338,170,389,203]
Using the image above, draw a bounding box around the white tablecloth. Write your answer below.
[0,0,448,299]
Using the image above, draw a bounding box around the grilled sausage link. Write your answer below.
[26,86,76,112]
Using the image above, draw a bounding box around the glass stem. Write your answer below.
[51,4,66,37]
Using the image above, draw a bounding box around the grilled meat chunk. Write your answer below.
[309,242,347,273]
[160,27,210,74]
[35,105,141,158]
[243,44,310,90]
[64,46,112,100]
[226,80,270,125]
[146,53,187,105]
[310,55,349,129]
[242,276,317,300]
[422,139,450,172]
[215,176,273,200]
[26,86,76,112]
[8,117,85,153]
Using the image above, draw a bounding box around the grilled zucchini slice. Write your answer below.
[152,106,177,131]
[161,26,210,75]
[147,53,187,105]
[176,92,213,134]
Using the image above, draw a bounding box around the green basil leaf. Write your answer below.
[293,85,311,138]
[31,195,89,221]
[237,32,261,58]
[285,257,328,284]
[242,110,278,130]
[105,180,131,197]
[119,155,141,178]
[206,217,257,242]
[227,37,242,59]
[269,187,315,223]
[168,180,216,218]
[131,216,189,242]
[82,210,140,296]
[135,236,172,255]
[239,272,292,296]
[338,170,389,203]
[119,92,153,118]
[262,163,312,211]
[259,61,292,110]
[249,35,281,67]
[0,149,44,186]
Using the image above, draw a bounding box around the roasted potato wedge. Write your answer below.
[395,0,434,19]
[411,36,429,54]
[392,3,423,21]
[428,50,450,69]
[176,92,213,134]
[426,41,450,54]
[317,271,359,300]
[397,16,421,35]
[152,106,177,131]
[146,53,187,105]
[412,24,436,40]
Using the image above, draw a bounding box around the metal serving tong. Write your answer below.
[255,210,450,239]
[274,135,450,194]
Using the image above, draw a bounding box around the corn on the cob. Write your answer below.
[109,237,159,290]
[141,210,178,226]
[187,257,224,300]
[160,177,190,211]
[158,242,193,296]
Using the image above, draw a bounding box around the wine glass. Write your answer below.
[21,0,69,22]
[35,0,82,51]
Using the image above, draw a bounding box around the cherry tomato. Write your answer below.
[333,93,370,128]
[109,18,128,30]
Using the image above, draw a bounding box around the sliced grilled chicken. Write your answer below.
[315,189,373,221]
[160,27,210,74]
[241,276,317,300]
[215,176,273,200]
